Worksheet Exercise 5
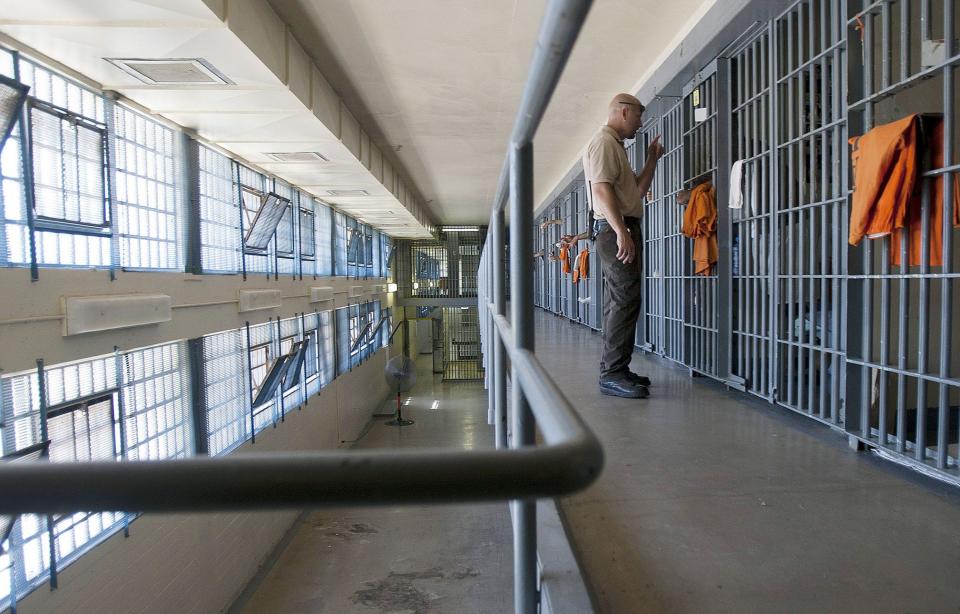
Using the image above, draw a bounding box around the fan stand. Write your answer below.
[385,390,415,426]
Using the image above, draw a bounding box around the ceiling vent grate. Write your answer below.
[326,189,370,197]
[105,58,232,85]
[265,151,329,162]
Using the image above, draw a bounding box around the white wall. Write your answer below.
[0,269,392,374]
[7,348,390,614]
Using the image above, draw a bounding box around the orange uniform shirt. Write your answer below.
[681,182,717,275]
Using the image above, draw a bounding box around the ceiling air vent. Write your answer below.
[105,58,232,85]
[326,189,370,197]
[265,152,329,163]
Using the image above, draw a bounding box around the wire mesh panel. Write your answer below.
[660,100,688,364]
[456,231,482,296]
[198,145,240,273]
[441,306,484,380]
[121,342,192,461]
[730,27,776,400]
[237,165,271,277]
[28,101,111,267]
[247,320,279,431]
[113,104,181,270]
[314,200,333,277]
[682,73,720,377]
[774,0,849,422]
[846,0,959,475]
[201,328,250,456]
[408,240,449,298]
[0,51,25,268]
[273,180,296,277]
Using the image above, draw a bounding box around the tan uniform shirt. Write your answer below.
[583,125,643,219]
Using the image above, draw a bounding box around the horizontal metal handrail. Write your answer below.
[0,0,603,519]
[0,339,600,513]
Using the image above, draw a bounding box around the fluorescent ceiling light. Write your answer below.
[442,226,480,232]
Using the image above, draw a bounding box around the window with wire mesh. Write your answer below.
[238,165,271,275]
[411,241,449,297]
[345,217,360,273]
[371,229,382,277]
[9,353,125,580]
[363,224,374,276]
[28,101,111,267]
[318,310,336,385]
[198,145,241,273]
[380,307,393,348]
[273,181,296,275]
[247,321,279,432]
[302,312,321,396]
[1,369,48,603]
[335,306,351,375]
[46,393,127,567]
[299,204,316,262]
[19,57,111,268]
[334,211,350,275]
[314,200,333,276]
[380,233,393,279]
[121,342,192,461]
[278,317,301,413]
[0,51,26,267]
[201,328,250,456]
[113,104,181,270]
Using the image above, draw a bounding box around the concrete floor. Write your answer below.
[534,311,960,613]
[233,355,512,614]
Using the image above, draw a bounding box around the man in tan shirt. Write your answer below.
[584,93,663,398]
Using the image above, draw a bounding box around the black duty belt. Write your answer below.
[592,216,640,235]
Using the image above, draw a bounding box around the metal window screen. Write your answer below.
[121,342,192,461]
[198,145,240,273]
[201,329,250,456]
[113,104,182,270]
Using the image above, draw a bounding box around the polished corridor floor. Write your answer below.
[233,355,511,614]
[535,311,960,613]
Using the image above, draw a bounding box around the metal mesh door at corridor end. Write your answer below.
[441,306,484,381]
[846,0,959,476]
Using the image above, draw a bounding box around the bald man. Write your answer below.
[583,93,664,399]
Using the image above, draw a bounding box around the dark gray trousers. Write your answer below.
[595,219,643,379]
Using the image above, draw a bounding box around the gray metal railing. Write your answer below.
[0,2,600,612]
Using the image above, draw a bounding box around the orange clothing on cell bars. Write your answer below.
[572,249,589,283]
[891,117,960,266]
[681,182,717,275]
[559,246,571,274]
[849,114,960,266]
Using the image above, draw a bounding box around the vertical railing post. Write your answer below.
[509,141,537,614]
[492,207,508,449]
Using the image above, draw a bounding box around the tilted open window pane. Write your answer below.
[0,74,28,151]
[29,101,108,230]
[243,191,290,253]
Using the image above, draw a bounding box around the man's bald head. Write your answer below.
[606,93,645,139]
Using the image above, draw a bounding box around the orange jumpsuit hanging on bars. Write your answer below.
[680,182,717,275]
